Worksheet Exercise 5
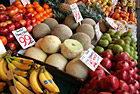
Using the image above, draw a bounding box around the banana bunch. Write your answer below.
[6,56,34,78]
[0,82,6,92]
[29,66,60,94]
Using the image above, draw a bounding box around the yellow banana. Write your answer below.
[39,69,59,93]
[14,79,34,94]
[11,56,34,65]
[7,61,27,77]
[29,68,43,94]
[0,58,8,81]
[16,88,23,94]
[44,68,53,79]
[11,60,31,70]
[43,68,59,92]
[14,74,30,88]
[3,60,8,74]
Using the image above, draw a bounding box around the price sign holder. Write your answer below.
[12,27,35,49]
[21,0,30,7]
[95,23,103,41]
[0,40,6,55]
[105,17,118,30]
[70,3,83,25]
[80,48,103,71]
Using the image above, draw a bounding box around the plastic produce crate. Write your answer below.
[16,53,84,94]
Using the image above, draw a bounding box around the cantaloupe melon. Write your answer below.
[35,38,43,49]
[40,35,61,54]
[45,53,68,71]
[43,18,58,31]
[76,24,95,39]
[82,18,96,27]
[64,15,79,31]
[71,32,91,50]
[66,58,89,80]
[52,24,73,42]
[32,23,51,39]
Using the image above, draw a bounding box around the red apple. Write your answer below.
[134,80,140,90]
[31,17,36,23]
[114,90,130,94]
[100,51,112,59]
[134,67,138,73]
[0,14,7,22]
[0,22,7,27]
[0,10,6,15]
[119,80,129,91]
[14,21,21,29]
[25,18,31,25]
[87,89,98,94]
[26,25,33,32]
[134,73,139,80]
[32,22,37,27]
[7,7,18,17]
[7,23,15,32]
[128,58,136,68]
[90,67,105,78]
[24,12,32,19]
[5,20,12,25]
[128,67,136,78]
[19,19,26,27]
[89,77,101,91]
[129,84,136,94]
[115,61,130,71]
[12,12,23,21]
[6,42,16,51]
[6,33,14,42]
[136,90,140,94]
[101,58,112,70]
[127,75,135,84]
[0,27,9,36]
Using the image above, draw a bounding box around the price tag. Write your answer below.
[70,3,83,23]
[12,27,35,49]
[106,17,118,30]
[80,48,103,71]
[0,40,6,55]
[112,0,118,6]
[21,0,30,7]
[95,23,103,41]
[10,0,16,5]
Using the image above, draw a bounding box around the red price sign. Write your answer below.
[80,48,103,71]
[19,35,31,47]
[95,23,102,41]
[70,3,83,23]
[12,27,35,49]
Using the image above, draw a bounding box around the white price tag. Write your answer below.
[0,40,6,55]
[112,0,118,6]
[21,0,30,7]
[10,0,16,5]
[106,17,118,30]
[80,48,103,71]
[95,23,103,41]
[12,27,35,49]
[70,3,83,23]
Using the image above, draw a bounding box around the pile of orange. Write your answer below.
[11,1,53,24]
[111,7,137,25]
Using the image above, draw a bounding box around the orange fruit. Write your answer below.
[46,15,50,18]
[36,6,43,12]
[27,7,34,13]
[42,16,47,20]
[43,11,47,15]
[115,9,121,13]
[36,20,41,24]
[49,13,53,17]
[18,9,23,13]
[34,14,41,20]
[49,8,52,12]
[0,36,7,46]
[26,4,33,8]
[43,4,49,9]
[39,12,44,17]
[40,18,44,22]
[16,4,24,9]
[33,1,39,5]
[33,4,40,8]
[45,9,50,14]
[32,11,37,15]
[13,0,21,5]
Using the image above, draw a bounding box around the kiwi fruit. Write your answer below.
[61,39,83,59]
[43,18,58,31]
[76,24,95,39]
[52,24,73,42]
[81,18,96,27]
[32,23,51,39]
[71,32,91,50]
[40,35,61,54]
[64,15,79,31]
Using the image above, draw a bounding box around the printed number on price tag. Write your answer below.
[80,48,103,71]
[95,23,102,41]
[12,27,35,49]
[70,3,83,23]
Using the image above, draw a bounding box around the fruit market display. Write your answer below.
[0,0,139,94]
[0,51,60,93]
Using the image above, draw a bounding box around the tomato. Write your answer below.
[0,36,7,46]
[43,4,49,9]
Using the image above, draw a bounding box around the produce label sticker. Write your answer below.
[80,48,103,71]
[95,23,103,41]
[12,27,35,49]
[0,40,6,55]
[21,0,30,7]
[70,3,83,23]
[10,0,16,5]
[106,17,118,30]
